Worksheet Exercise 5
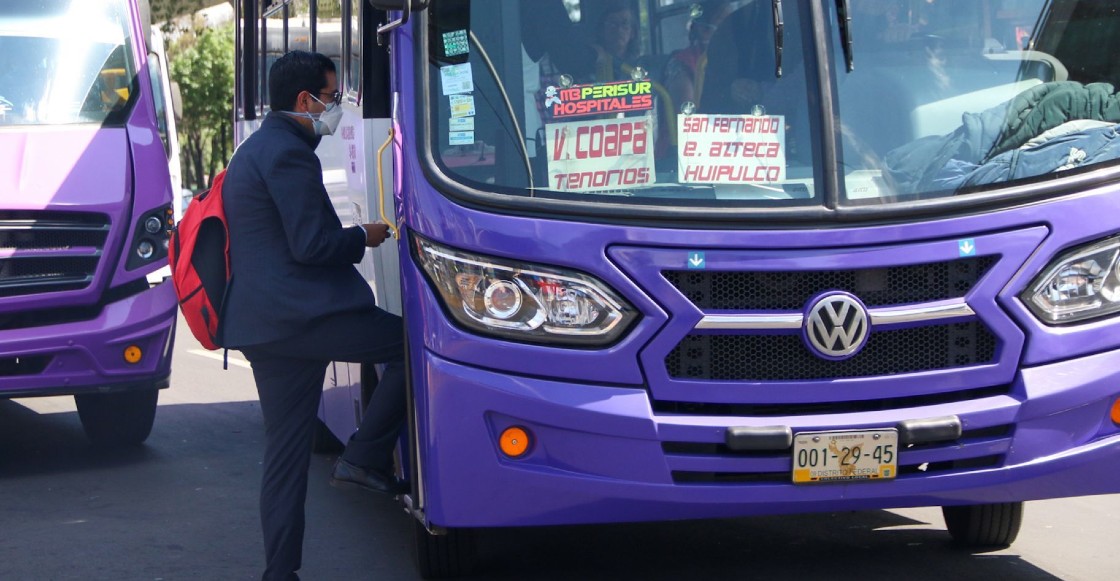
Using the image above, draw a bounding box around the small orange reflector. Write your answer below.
[1111,398,1120,426]
[499,426,531,458]
[123,345,143,364]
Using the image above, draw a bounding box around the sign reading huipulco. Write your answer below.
[677,114,786,184]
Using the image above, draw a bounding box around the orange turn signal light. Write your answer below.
[123,345,143,364]
[1111,397,1120,426]
[499,426,531,458]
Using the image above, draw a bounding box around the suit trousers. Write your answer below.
[239,307,406,581]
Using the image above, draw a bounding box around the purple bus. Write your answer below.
[237,0,1120,576]
[0,0,177,446]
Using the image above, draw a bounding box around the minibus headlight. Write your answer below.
[126,204,173,270]
[1023,235,1120,324]
[413,235,638,346]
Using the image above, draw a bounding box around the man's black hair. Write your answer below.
[269,50,336,112]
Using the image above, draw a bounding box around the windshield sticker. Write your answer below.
[449,94,476,118]
[544,80,654,120]
[546,116,655,193]
[449,131,474,146]
[449,117,474,132]
[442,30,469,58]
[440,63,474,96]
[677,114,786,184]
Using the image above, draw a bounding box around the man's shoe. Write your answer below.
[330,459,409,496]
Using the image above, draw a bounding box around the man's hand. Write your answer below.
[361,223,392,248]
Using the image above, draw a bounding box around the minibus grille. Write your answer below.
[652,385,1011,416]
[665,424,1012,485]
[0,211,109,297]
[666,321,997,381]
[0,355,53,377]
[663,256,996,310]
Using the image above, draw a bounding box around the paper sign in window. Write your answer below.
[546,116,655,193]
[449,94,476,118]
[440,63,474,96]
[677,115,786,184]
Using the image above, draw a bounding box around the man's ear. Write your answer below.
[293,90,310,113]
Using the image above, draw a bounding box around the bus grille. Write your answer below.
[663,256,996,310]
[0,211,109,298]
[666,321,997,381]
[665,424,1012,484]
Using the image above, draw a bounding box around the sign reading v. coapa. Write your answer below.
[546,116,656,193]
[545,80,654,119]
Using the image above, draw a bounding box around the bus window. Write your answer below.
[837,0,1120,202]
[147,53,171,157]
[287,1,311,53]
[347,0,361,97]
[435,0,817,202]
[0,0,136,126]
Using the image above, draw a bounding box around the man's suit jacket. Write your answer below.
[221,112,372,348]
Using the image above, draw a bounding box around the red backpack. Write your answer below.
[169,169,230,351]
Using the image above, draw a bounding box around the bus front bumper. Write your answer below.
[0,280,176,398]
[417,348,1120,528]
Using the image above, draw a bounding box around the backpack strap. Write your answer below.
[223,348,229,371]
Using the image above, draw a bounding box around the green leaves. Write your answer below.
[168,21,234,189]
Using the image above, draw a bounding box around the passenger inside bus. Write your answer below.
[699,0,811,166]
[663,1,731,113]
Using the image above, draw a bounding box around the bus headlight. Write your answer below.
[1023,235,1120,324]
[413,234,638,346]
[126,204,174,270]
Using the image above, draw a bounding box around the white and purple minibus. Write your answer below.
[236,0,1120,576]
[0,0,178,446]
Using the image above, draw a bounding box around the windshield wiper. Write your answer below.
[772,0,784,78]
[836,0,854,72]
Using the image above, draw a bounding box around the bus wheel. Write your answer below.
[942,502,1024,548]
[75,389,159,447]
[413,519,477,579]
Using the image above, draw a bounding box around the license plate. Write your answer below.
[792,429,898,484]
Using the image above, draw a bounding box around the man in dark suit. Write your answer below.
[222,50,407,581]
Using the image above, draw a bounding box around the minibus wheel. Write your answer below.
[414,519,477,579]
[74,388,159,447]
[942,501,1024,548]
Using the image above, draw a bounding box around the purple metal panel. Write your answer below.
[0,1,175,403]
[0,281,175,396]
[390,12,1120,530]
[417,350,1120,528]
[609,227,1043,404]
[109,66,176,287]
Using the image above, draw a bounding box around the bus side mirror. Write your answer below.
[170,81,183,123]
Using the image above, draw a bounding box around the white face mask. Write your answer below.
[299,94,343,136]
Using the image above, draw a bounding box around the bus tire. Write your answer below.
[75,388,159,447]
[413,519,477,579]
[942,501,1024,548]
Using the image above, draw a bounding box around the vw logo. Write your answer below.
[803,292,869,360]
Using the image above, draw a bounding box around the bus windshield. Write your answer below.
[0,0,136,127]
[424,0,1120,208]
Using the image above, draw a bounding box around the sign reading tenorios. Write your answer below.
[546,116,656,193]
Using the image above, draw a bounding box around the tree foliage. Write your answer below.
[169,21,234,190]
[151,0,222,23]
